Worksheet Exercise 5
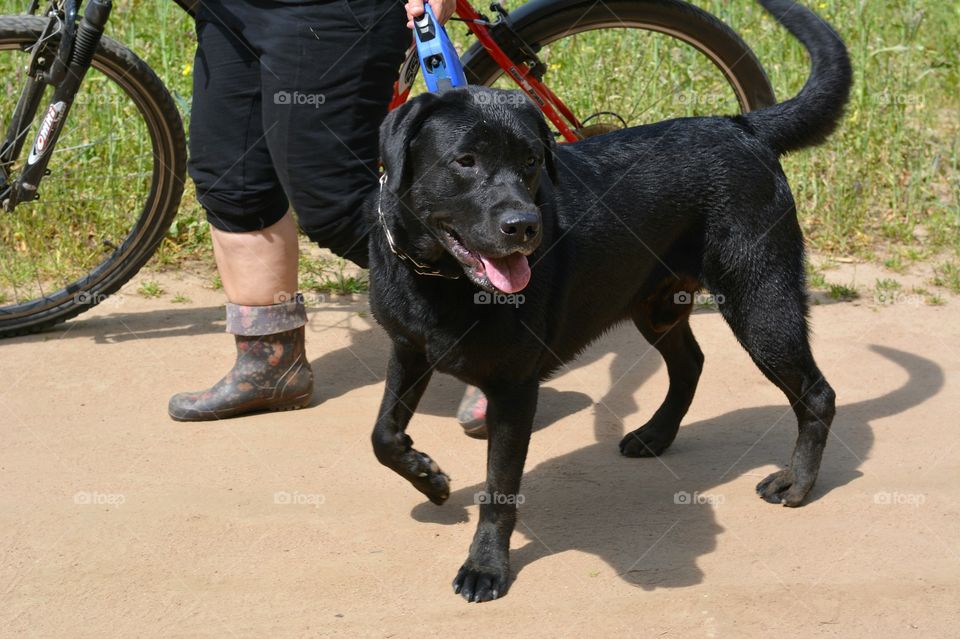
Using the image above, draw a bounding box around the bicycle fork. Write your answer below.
[1,0,113,212]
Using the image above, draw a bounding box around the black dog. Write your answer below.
[367,0,851,602]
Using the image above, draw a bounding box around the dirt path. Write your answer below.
[1,269,958,638]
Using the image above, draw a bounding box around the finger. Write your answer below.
[438,0,456,24]
[429,0,447,24]
[405,0,424,28]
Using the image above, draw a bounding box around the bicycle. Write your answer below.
[0,0,775,337]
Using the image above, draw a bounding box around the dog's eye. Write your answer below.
[455,155,476,168]
[524,156,538,169]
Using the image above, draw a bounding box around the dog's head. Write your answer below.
[378,87,557,294]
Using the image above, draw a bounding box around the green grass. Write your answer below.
[0,0,957,306]
[480,0,959,263]
[300,253,369,295]
[908,285,943,306]
[875,278,902,293]
[882,246,924,273]
[828,282,860,301]
[874,277,902,304]
[763,0,960,260]
[806,260,829,289]
[930,260,960,293]
[136,279,164,298]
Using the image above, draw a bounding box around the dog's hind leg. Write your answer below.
[453,380,538,602]
[706,229,836,506]
[619,281,704,458]
[371,344,450,505]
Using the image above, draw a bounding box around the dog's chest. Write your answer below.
[371,282,546,384]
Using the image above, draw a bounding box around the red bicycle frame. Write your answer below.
[389,0,583,142]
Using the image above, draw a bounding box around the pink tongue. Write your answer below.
[479,253,531,294]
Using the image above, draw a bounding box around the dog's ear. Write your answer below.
[536,114,559,184]
[379,92,443,194]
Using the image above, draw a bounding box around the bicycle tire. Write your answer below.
[0,15,186,338]
[462,0,776,117]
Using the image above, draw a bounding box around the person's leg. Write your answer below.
[258,0,410,268]
[169,1,312,421]
[188,2,299,304]
[211,212,298,305]
[252,0,491,433]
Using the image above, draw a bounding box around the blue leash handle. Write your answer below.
[413,4,468,93]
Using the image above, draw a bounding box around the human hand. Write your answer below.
[405,0,456,28]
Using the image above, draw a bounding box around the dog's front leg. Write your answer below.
[453,381,538,602]
[371,344,450,505]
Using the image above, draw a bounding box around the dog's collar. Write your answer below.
[376,173,461,280]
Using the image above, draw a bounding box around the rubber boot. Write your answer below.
[456,385,488,439]
[168,296,314,421]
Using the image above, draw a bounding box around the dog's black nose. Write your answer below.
[499,211,540,242]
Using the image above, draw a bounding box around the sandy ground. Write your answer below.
[1,265,959,639]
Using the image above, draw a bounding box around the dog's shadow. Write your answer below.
[304,310,941,590]
[33,301,943,590]
[409,343,942,590]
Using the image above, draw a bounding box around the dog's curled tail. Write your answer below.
[743,0,852,154]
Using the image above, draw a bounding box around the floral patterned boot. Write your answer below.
[168,297,314,421]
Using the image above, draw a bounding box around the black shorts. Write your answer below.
[187,0,409,267]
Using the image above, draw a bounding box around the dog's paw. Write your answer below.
[452,557,509,603]
[756,469,812,507]
[403,450,451,505]
[618,421,676,458]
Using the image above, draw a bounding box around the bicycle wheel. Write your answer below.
[462,0,776,134]
[0,15,186,338]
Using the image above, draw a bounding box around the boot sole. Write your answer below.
[459,421,489,440]
[169,393,313,422]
